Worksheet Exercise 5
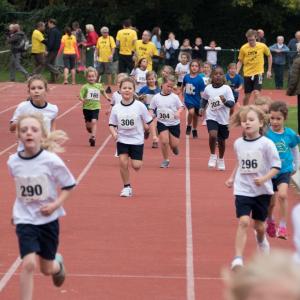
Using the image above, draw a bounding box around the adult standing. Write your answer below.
[237,29,272,105]
[164,32,179,69]
[85,24,98,67]
[46,19,61,83]
[7,23,29,81]
[116,19,137,73]
[287,31,300,69]
[134,30,158,71]
[151,27,162,72]
[287,43,300,134]
[96,26,116,93]
[72,21,86,71]
[257,29,266,44]
[269,36,289,89]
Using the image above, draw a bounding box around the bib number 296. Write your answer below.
[241,159,257,170]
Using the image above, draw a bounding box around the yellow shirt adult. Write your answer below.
[60,34,77,54]
[31,29,45,54]
[116,28,137,55]
[96,36,116,62]
[238,42,271,76]
[135,40,158,71]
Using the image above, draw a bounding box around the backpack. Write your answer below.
[15,33,30,52]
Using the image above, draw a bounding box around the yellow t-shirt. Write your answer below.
[116,28,137,55]
[31,29,45,54]
[238,42,271,76]
[96,36,116,62]
[61,34,77,55]
[135,40,158,71]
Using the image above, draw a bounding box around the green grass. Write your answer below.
[286,107,298,132]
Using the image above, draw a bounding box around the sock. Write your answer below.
[279,220,287,228]
[192,128,197,131]
[124,184,131,188]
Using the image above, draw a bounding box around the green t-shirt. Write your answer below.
[80,83,104,110]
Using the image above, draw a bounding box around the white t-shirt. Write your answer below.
[130,68,148,92]
[109,100,152,145]
[7,149,76,225]
[149,93,184,126]
[202,84,234,125]
[233,136,281,197]
[175,63,190,83]
[292,204,300,263]
[111,91,122,106]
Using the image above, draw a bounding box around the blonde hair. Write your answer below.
[116,73,128,85]
[85,24,95,32]
[162,75,177,85]
[223,250,300,300]
[85,66,98,78]
[254,96,272,107]
[17,114,68,153]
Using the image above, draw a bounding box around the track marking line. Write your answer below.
[0,105,18,115]
[0,134,112,292]
[186,131,195,300]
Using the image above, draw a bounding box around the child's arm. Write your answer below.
[175,106,184,119]
[225,164,238,187]
[199,98,208,116]
[101,90,111,102]
[220,95,235,108]
[109,125,118,140]
[254,167,280,186]
[292,146,300,173]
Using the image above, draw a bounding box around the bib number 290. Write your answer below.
[20,184,43,198]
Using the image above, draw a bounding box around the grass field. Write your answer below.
[286,107,298,132]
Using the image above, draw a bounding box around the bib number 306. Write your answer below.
[118,114,137,130]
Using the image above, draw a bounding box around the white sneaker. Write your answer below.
[208,154,217,168]
[217,158,225,171]
[120,187,132,197]
[231,256,243,271]
[256,235,270,255]
[114,150,119,157]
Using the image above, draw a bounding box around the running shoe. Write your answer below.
[89,137,96,147]
[217,158,225,171]
[208,154,217,168]
[266,219,276,238]
[172,147,179,155]
[144,130,150,140]
[160,160,170,168]
[186,125,192,135]
[52,253,66,287]
[152,141,159,148]
[277,226,288,240]
[256,235,270,254]
[192,129,198,138]
[120,186,132,197]
[105,86,112,94]
[231,256,243,271]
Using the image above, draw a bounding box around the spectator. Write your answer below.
[204,40,221,68]
[151,26,162,72]
[72,21,86,71]
[269,36,289,89]
[96,26,116,93]
[46,19,61,83]
[134,30,158,71]
[287,43,300,134]
[7,23,29,81]
[237,29,272,105]
[164,32,179,69]
[116,19,137,73]
[192,36,205,61]
[288,31,300,68]
[257,29,266,44]
[85,24,98,67]
[57,26,79,84]
[178,38,192,60]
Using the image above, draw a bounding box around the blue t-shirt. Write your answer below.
[138,85,161,108]
[266,127,300,175]
[225,73,243,100]
[183,74,205,108]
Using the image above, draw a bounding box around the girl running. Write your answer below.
[254,96,272,114]
[183,59,205,138]
[10,75,58,151]
[266,101,300,239]
[7,114,76,299]
[200,62,212,86]
[109,73,128,110]
[200,67,234,170]
[79,67,111,147]
[175,52,190,87]
[109,77,153,197]
[149,75,184,168]
[226,105,281,270]
[138,71,161,148]
[130,58,148,92]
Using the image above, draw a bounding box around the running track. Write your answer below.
[0,82,298,299]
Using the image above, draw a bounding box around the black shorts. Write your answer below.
[185,102,200,115]
[63,54,76,70]
[16,219,59,260]
[157,121,181,138]
[117,142,144,160]
[177,82,183,87]
[272,172,291,192]
[206,119,229,140]
[235,194,271,222]
[83,109,100,122]
[244,74,263,94]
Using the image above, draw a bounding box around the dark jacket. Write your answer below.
[47,26,61,52]
[7,31,26,53]
[192,44,206,61]
[287,55,300,96]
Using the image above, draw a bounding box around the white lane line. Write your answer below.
[186,133,195,300]
[0,105,18,115]
[0,143,17,156]
[0,134,112,292]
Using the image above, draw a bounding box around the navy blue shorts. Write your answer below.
[206,119,229,140]
[184,103,200,115]
[235,194,271,222]
[157,121,181,138]
[272,172,291,192]
[16,219,59,260]
[117,142,144,160]
[83,109,100,122]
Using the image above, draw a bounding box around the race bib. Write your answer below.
[239,151,263,174]
[15,175,49,203]
[209,96,224,111]
[157,108,174,121]
[87,88,100,101]
[118,113,137,130]
[138,75,146,83]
